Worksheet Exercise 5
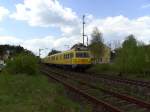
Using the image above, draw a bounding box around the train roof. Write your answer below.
[47,49,89,57]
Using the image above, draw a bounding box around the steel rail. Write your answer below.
[41,69,123,112]
[43,67,150,110]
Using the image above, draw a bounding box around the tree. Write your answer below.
[122,34,137,48]
[48,49,61,56]
[88,27,105,58]
[115,34,146,73]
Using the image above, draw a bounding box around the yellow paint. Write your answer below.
[43,50,91,65]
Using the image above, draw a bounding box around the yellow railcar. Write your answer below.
[43,49,91,69]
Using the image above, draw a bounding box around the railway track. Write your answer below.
[41,65,150,112]
[90,73,150,88]
[41,64,150,101]
[42,64,150,88]
[41,68,123,112]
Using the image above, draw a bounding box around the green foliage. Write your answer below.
[87,64,113,73]
[114,35,146,73]
[89,34,150,79]
[0,44,34,58]
[89,27,105,58]
[122,34,137,48]
[48,49,61,56]
[0,73,85,112]
[5,53,39,75]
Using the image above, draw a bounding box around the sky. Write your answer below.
[0,0,150,56]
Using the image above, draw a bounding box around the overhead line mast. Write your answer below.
[82,15,85,45]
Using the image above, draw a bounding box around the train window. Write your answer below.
[76,52,89,58]
[70,53,73,58]
[64,53,73,59]
[67,54,69,59]
[64,54,66,59]
[66,54,68,59]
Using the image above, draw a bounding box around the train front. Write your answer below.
[72,51,91,69]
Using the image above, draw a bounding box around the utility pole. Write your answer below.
[86,35,88,46]
[39,48,43,58]
[82,15,85,45]
[39,48,49,58]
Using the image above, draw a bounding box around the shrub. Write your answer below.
[5,53,39,75]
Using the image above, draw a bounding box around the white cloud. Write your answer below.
[86,15,150,44]
[10,0,80,34]
[2,0,150,56]
[2,15,150,57]
[0,35,82,57]
[0,6,9,21]
[0,36,22,45]
[22,35,82,56]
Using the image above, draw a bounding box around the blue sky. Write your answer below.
[60,0,150,18]
[0,0,150,56]
[1,0,150,38]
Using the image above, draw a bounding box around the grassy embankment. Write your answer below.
[0,73,84,112]
[0,53,91,112]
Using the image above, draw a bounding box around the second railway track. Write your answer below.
[41,65,150,112]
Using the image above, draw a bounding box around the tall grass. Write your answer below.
[0,73,85,112]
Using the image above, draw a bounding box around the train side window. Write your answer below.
[64,54,66,59]
[70,53,73,58]
[66,54,68,59]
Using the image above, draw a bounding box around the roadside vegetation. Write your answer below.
[0,52,92,112]
[4,53,39,75]
[0,73,86,112]
[88,28,150,79]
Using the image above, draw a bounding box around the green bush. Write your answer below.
[87,63,113,73]
[5,53,39,75]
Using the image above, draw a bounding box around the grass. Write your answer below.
[87,64,150,80]
[0,73,91,112]
[87,64,115,74]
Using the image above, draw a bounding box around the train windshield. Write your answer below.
[76,52,90,58]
